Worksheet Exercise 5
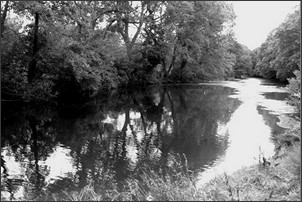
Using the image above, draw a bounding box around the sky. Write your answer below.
[229,1,300,51]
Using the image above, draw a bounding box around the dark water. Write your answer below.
[1,78,298,200]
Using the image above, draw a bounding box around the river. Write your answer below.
[1,78,299,200]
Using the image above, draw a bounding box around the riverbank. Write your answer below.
[53,122,300,201]
[199,127,300,201]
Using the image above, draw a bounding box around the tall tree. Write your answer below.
[104,1,149,62]
[163,1,236,81]
[12,1,52,82]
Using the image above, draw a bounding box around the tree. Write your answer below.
[11,1,53,82]
[272,9,300,81]
[230,41,253,78]
[1,1,256,102]
[253,8,300,82]
[253,32,278,79]
[52,1,113,40]
[163,1,236,81]
[103,1,148,62]
[2,1,124,101]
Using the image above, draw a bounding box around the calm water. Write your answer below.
[1,78,298,200]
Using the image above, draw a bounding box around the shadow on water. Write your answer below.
[257,106,286,135]
[262,92,290,101]
[0,80,294,200]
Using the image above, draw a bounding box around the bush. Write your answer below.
[54,42,119,97]
[287,70,300,114]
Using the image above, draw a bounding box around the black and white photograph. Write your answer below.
[1,1,300,201]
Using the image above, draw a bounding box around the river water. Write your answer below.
[1,78,299,200]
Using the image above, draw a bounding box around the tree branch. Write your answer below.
[103,19,116,39]
[130,2,145,49]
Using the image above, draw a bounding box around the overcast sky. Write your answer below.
[229,1,300,51]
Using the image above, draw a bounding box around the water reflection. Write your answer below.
[196,78,298,186]
[1,78,297,200]
[196,96,275,185]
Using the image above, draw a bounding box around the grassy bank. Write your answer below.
[50,125,300,201]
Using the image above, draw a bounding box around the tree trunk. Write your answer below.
[28,12,39,83]
[179,59,187,70]
[0,1,9,37]
[166,44,177,78]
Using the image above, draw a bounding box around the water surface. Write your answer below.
[1,78,298,200]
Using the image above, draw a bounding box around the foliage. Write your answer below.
[1,1,123,101]
[273,9,300,80]
[62,41,119,95]
[229,41,253,78]
[253,9,300,81]
[1,20,28,100]
[286,70,300,114]
[163,1,237,82]
[2,1,298,103]
[1,13,57,102]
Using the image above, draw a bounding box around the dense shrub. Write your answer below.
[287,70,300,114]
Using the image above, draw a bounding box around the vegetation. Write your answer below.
[2,1,299,103]
[252,8,300,82]
[251,6,300,114]
[1,1,256,102]
[229,41,254,78]
[287,70,301,114]
[1,1,300,201]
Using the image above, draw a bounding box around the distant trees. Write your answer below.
[253,8,300,82]
[229,41,253,78]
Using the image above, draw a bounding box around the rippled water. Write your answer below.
[1,78,298,200]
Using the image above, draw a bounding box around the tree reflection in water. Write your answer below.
[1,85,241,200]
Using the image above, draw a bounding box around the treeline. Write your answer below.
[1,2,299,103]
[252,8,300,110]
[1,1,255,102]
[252,8,300,82]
